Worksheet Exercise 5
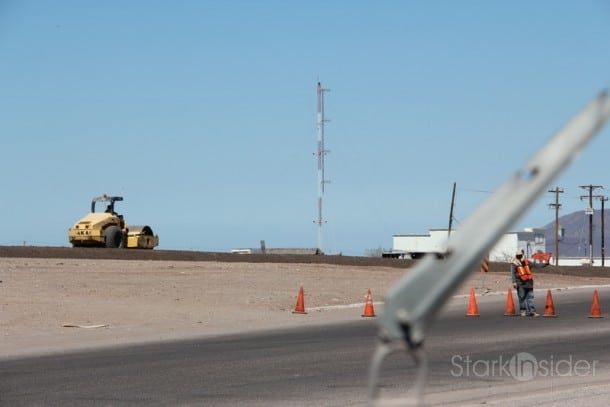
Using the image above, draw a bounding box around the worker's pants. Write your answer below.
[517,284,536,314]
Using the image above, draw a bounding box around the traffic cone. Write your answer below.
[292,285,307,314]
[466,288,480,316]
[362,289,376,317]
[504,288,516,316]
[589,290,603,318]
[543,289,557,317]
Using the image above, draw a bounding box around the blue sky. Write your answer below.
[1,1,610,255]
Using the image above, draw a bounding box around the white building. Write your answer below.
[392,228,546,262]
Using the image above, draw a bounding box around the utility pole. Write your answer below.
[315,81,330,254]
[548,187,563,266]
[580,185,603,265]
[595,196,608,267]
[447,182,456,238]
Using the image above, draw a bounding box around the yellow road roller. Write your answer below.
[68,194,159,249]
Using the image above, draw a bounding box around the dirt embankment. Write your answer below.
[1,246,608,277]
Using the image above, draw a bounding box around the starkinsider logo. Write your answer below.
[450,352,598,381]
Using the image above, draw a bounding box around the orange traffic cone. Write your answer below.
[543,289,557,317]
[466,288,480,316]
[362,289,376,317]
[292,285,307,314]
[589,289,603,318]
[504,288,516,316]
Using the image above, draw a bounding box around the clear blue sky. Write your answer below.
[1,1,610,255]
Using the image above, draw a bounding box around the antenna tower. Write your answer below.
[316,81,330,254]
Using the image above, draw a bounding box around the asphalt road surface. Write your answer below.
[2,287,610,407]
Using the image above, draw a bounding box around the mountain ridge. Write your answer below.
[543,209,610,258]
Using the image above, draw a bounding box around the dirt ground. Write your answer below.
[2,249,610,359]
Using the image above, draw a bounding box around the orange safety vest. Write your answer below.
[516,260,533,281]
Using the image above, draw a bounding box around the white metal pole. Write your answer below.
[316,82,328,254]
[316,82,324,253]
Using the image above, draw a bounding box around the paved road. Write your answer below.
[2,287,609,406]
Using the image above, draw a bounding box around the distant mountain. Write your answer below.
[543,209,610,258]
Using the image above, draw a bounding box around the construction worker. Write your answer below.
[511,250,540,317]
